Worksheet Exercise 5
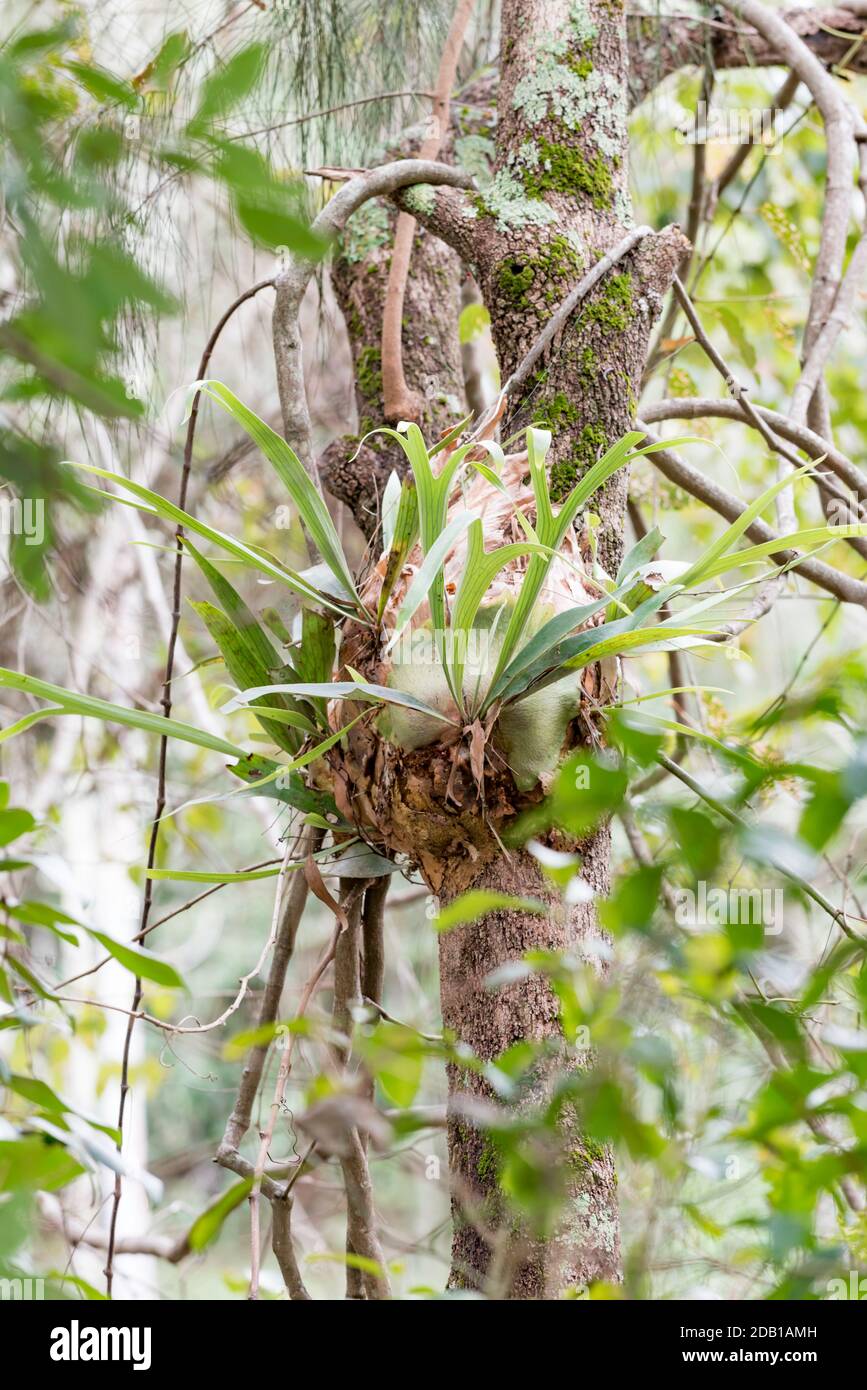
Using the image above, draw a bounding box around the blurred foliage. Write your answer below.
[0,8,324,597]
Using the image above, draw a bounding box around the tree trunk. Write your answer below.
[438,836,619,1298]
[324,0,686,1296]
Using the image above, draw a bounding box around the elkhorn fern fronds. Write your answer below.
[5,389,864,891]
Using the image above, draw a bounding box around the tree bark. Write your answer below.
[322,208,467,539]
[439,837,619,1298]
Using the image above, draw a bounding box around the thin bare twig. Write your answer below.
[246,869,361,1299]
[380,0,477,421]
[465,226,655,445]
[104,277,276,1297]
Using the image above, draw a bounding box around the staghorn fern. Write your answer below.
[2,384,866,874]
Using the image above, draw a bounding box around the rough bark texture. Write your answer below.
[322,214,466,538]
[439,835,618,1297]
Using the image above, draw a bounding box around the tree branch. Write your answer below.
[381,0,477,422]
[636,422,867,607]
[272,159,475,484]
[628,5,867,106]
[642,397,867,502]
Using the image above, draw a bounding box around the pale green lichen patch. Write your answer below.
[565,1187,618,1253]
[569,1,598,48]
[474,168,558,232]
[510,28,627,165]
[402,183,436,216]
[564,227,587,261]
[613,186,634,228]
[342,201,390,263]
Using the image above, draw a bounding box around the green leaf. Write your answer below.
[358,1023,425,1107]
[0,668,243,757]
[696,523,867,585]
[86,930,186,989]
[669,807,722,879]
[677,464,814,589]
[377,475,420,620]
[146,31,191,90]
[227,755,340,818]
[187,1178,252,1251]
[513,750,628,840]
[380,470,403,551]
[231,681,458,728]
[63,60,138,109]
[195,383,360,603]
[190,599,301,754]
[5,954,56,1002]
[599,866,663,937]
[0,1136,86,1192]
[0,808,35,847]
[230,705,316,735]
[5,1073,69,1113]
[45,1272,108,1300]
[292,608,336,726]
[184,541,282,672]
[450,523,547,713]
[798,771,850,851]
[715,305,758,371]
[5,1074,119,1142]
[237,201,328,258]
[561,623,710,671]
[369,424,472,646]
[146,866,282,884]
[615,526,665,586]
[384,512,473,656]
[68,460,350,616]
[193,44,267,124]
[5,900,80,946]
[211,143,329,260]
[488,431,697,693]
[497,591,670,706]
[483,593,613,708]
[0,707,70,744]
